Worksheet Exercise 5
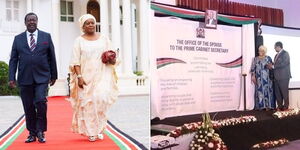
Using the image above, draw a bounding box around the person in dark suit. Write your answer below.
[8,12,57,143]
[205,11,217,28]
[267,41,291,111]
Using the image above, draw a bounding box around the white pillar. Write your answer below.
[111,0,121,49]
[111,0,122,73]
[26,0,32,12]
[48,0,68,96]
[122,0,134,75]
[100,0,109,36]
[138,0,150,75]
[51,0,61,78]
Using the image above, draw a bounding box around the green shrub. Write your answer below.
[0,61,19,96]
[134,71,143,76]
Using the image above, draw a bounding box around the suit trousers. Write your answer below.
[274,79,290,109]
[19,83,48,135]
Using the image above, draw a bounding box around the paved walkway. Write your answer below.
[108,95,150,149]
[0,96,23,135]
[0,95,149,149]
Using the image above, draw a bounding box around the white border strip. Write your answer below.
[107,124,142,150]
[0,120,25,149]
[105,128,132,150]
[0,116,25,142]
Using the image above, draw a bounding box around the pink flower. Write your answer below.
[208,142,214,148]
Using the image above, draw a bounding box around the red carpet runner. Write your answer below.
[0,96,144,150]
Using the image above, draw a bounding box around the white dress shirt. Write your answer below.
[277,49,283,55]
[273,49,284,68]
[275,49,283,62]
[26,30,38,48]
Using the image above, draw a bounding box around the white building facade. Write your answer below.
[0,0,150,96]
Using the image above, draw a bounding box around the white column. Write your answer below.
[111,0,121,49]
[122,0,134,75]
[48,0,67,96]
[51,0,61,78]
[111,0,122,73]
[100,0,109,36]
[26,0,32,12]
[138,0,150,75]
[32,0,40,14]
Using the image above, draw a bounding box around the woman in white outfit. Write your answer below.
[69,14,119,142]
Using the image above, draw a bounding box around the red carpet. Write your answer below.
[0,96,144,150]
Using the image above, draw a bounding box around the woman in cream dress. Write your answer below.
[69,14,118,141]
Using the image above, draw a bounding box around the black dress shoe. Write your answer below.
[37,132,46,143]
[25,135,36,143]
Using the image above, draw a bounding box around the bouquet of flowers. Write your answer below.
[251,138,289,149]
[101,50,116,65]
[189,114,228,150]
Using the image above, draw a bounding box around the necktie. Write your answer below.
[274,53,279,63]
[29,33,36,51]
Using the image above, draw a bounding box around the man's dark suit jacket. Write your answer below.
[274,50,291,80]
[9,30,57,85]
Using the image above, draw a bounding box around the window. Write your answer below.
[60,0,74,22]
[120,6,123,25]
[6,0,20,22]
[134,8,137,27]
[2,0,22,33]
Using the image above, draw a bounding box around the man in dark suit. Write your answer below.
[8,12,57,143]
[267,41,291,110]
[205,11,217,28]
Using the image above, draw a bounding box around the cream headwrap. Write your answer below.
[78,14,96,32]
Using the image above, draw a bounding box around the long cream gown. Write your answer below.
[68,35,118,137]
